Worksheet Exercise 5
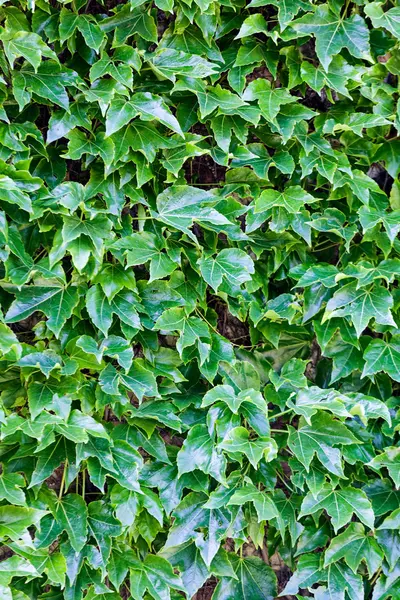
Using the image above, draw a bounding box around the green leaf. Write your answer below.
[292,5,372,71]
[365,2,400,40]
[198,248,254,292]
[228,483,279,521]
[99,6,158,43]
[255,186,316,214]
[149,48,218,82]
[247,0,310,30]
[0,506,46,541]
[1,31,56,70]
[281,554,324,596]
[368,447,400,488]
[164,492,230,566]
[0,555,39,586]
[177,424,226,483]
[323,283,396,338]
[300,484,375,532]
[0,473,26,506]
[362,338,400,383]
[86,285,113,336]
[106,93,183,137]
[213,555,277,600]
[53,493,88,552]
[13,62,80,111]
[235,14,270,39]
[160,542,210,598]
[219,427,277,468]
[88,501,123,563]
[288,412,359,476]
[154,185,230,241]
[324,523,383,576]
[64,130,114,168]
[4,284,79,338]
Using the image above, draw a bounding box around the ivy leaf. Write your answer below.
[378,508,400,531]
[368,448,400,488]
[0,473,26,506]
[149,48,218,82]
[281,554,324,596]
[323,283,396,338]
[365,2,400,40]
[319,562,364,600]
[231,144,295,179]
[362,338,400,383]
[177,424,226,484]
[86,285,113,336]
[213,555,277,600]
[323,337,364,384]
[364,479,400,518]
[160,542,210,598]
[228,483,279,521]
[4,284,79,338]
[359,206,400,244]
[247,0,310,30]
[130,554,185,600]
[324,523,383,576]
[99,6,158,43]
[154,185,230,242]
[64,130,114,168]
[106,93,184,137]
[13,62,80,111]
[10,544,67,587]
[164,492,230,566]
[243,80,296,121]
[288,412,359,476]
[300,484,375,532]
[28,378,77,420]
[219,427,277,468]
[198,248,254,292]
[371,567,400,600]
[53,493,88,553]
[0,506,46,541]
[1,31,57,70]
[0,555,40,586]
[286,387,351,424]
[301,56,357,99]
[112,232,177,282]
[119,360,159,401]
[255,186,316,214]
[235,14,270,39]
[88,501,123,563]
[292,5,372,71]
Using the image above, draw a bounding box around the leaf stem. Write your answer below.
[270,408,292,420]
[59,459,68,499]
[82,468,86,500]
[276,470,295,494]
[270,428,288,433]
[370,567,382,586]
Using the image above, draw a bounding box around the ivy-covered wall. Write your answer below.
[0,0,400,599]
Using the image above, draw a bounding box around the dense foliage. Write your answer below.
[1,0,400,598]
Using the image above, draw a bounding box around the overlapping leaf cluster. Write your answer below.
[0,0,400,598]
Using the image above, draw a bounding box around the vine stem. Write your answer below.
[270,408,293,420]
[276,470,295,494]
[58,459,68,499]
[82,468,86,500]
[270,428,288,433]
[370,568,382,586]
